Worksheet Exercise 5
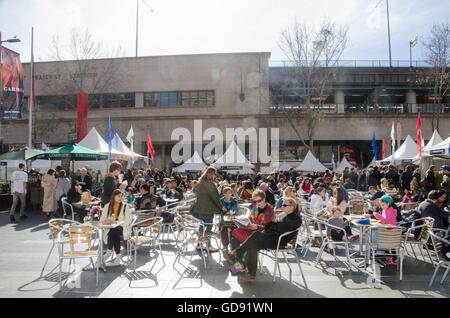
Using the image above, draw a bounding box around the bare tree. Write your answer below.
[277,18,348,155]
[420,22,450,132]
[32,28,125,143]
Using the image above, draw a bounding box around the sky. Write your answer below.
[0,0,449,63]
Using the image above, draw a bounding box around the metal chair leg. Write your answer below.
[40,242,55,277]
[429,264,440,288]
[440,267,449,284]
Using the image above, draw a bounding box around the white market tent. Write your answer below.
[274,162,293,172]
[212,141,255,172]
[173,152,207,173]
[379,135,419,166]
[425,136,450,158]
[79,127,130,160]
[295,151,327,172]
[413,130,444,160]
[111,135,147,161]
[334,157,354,173]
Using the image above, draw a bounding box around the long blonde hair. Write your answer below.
[199,166,217,184]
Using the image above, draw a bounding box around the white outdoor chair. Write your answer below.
[428,229,450,288]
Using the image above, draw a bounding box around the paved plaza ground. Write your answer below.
[0,211,448,298]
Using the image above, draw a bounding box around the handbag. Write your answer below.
[232,228,254,243]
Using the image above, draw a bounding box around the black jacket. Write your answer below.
[418,199,450,229]
[368,170,382,187]
[76,174,92,192]
[102,175,118,205]
[385,169,400,188]
[264,211,302,247]
[67,188,82,204]
[264,188,276,206]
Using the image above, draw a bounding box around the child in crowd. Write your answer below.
[327,207,359,241]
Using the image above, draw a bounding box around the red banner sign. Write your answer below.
[77,92,88,142]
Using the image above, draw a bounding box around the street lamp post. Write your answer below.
[410,35,418,69]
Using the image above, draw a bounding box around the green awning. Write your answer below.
[29,143,108,161]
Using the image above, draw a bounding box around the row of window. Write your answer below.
[25,90,215,110]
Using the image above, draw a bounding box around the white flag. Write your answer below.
[332,152,336,171]
[126,125,134,143]
[126,125,134,164]
[391,122,396,163]
[42,142,49,151]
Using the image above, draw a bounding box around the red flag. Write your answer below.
[417,113,422,160]
[76,92,88,142]
[360,152,364,169]
[147,132,155,164]
[382,139,387,159]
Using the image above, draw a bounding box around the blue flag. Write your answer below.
[106,118,119,162]
[372,131,378,160]
[105,129,112,162]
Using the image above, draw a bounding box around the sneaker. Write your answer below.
[230,261,246,274]
[19,215,28,220]
[103,250,113,262]
[240,273,256,282]
[348,234,359,242]
[111,256,121,265]
[222,249,236,263]
[444,252,450,261]
[10,215,15,223]
[385,256,397,265]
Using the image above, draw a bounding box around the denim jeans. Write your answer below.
[10,192,26,216]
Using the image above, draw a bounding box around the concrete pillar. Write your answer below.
[334,90,345,113]
[406,90,417,113]
[135,92,144,108]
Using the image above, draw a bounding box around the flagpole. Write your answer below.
[28,27,34,148]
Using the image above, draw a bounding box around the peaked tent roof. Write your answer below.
[425,136,450,157]
[212,141,255,169]
[380,135,418,164]
[173,152,207,172]
[79,127,130,160]
[294,151,327,172]
[423,130,444,151]
[335,157,354,173]
[111,135,146,161]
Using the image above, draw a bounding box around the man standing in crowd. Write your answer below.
[102,161,126,206]
[9,163,28,223]
[385,165,400,189]
[76,168,92,193]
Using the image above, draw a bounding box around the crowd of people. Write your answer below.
[8,160,450,279]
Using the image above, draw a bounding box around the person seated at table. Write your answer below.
[383,181,401,201]
[325,187,347,218]
[239,180,254,202]
[226,197,302,281]
[367,186,377,197]
[134,184,156,211]
[275,186,298,210]
[219,187,240,251]
[259,182,276,206]
[76,168,92,193]
[401,180,426,209]
[165,179,183,201]
[379,178,389,192]
[229,190,274,253]
[66,181,87,222]
[417,190,450,230]
[365,195,398,226]
[300,178,312,194]
[100,189,132,265]
[327,207,358,241]
[126,187,135,204]
[310,186,329,216]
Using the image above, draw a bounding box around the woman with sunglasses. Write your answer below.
[227,197,302,281]
[229,190,274,254]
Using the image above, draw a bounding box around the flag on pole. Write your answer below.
[126,125,134,163]
[105,117,119,162]
[371,131,378,160]
[416,113,422,160]
[391,122,396,163]
[147,132,155,165]
[360,152,364,169]
[331,152,336,171]
[382,139,387,159]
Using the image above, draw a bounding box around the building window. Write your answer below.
[145,90,215,107]
[102,93,135,108]
[36,95,77,110]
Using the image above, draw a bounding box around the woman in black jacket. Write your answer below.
[66,181,86,221]
[418,190,450,229]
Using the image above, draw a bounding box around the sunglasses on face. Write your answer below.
[281,204,291,207]
[253,199,263,203]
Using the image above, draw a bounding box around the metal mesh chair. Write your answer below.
[41,218,81,277]
[258,226,303,283]
[428,229,450,288]
[367,226,404,284]
[127,216,164,271]
[314,218,353,271]
[401,217,435,264]
[57,224,101,289]
[61,197,75,220]
[298,209,326,257]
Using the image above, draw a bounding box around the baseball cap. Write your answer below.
[441,165,450,171]
[379,195,393,205]
[345,179,351,182]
